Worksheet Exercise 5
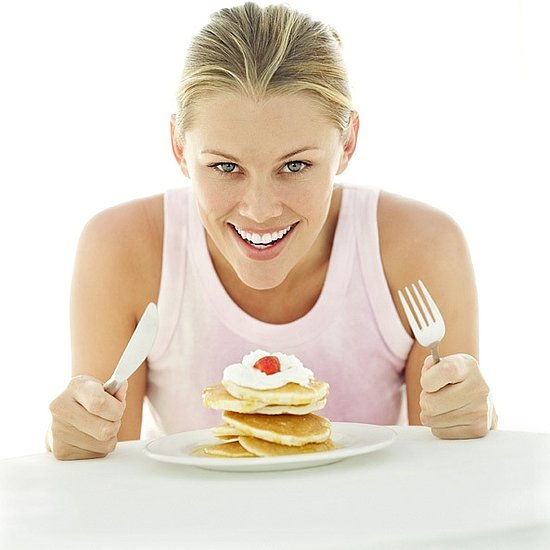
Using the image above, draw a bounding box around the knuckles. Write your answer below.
[86,394,109,415]
[52,441,110,461]
[432,420,488,440]
[98,421,121,442]
[91,435,118,454]
[50,426,119,460]
[69,375,98,391]
[48,396,62,416]
[48,376,122,461]
[419,411,430,426]
[419,391,434,418]
[48,393,71,419]
[469,419,489,439]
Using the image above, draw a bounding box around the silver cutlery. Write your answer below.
[103,302,159,395]
[398,280,446,363]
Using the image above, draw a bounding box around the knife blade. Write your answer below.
[103,302,159,395]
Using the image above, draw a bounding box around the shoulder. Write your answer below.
[81,194,164,250]
[75,194,164,308]
[79,194,164,268]
[378,190,469,271]
[377,191,474,323]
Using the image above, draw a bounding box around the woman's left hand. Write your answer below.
[419,353,496,439]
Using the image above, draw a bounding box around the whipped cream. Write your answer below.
[222,349,314,390]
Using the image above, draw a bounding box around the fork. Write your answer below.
[398,280,446,364]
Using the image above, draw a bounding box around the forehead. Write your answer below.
[185,93,340,153]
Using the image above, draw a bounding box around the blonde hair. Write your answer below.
[175,2,354,142]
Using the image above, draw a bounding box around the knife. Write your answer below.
[103,302,159,395]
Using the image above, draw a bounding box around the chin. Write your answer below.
[236,267,288,291]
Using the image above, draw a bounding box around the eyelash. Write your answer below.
[207,161,312,177]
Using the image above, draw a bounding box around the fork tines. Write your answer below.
[398,280,446,339]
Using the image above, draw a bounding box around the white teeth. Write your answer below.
[233,224,293,247]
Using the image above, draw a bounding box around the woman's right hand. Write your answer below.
[48,376,128,460]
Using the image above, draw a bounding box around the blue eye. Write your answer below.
[282,161,309,173]
[214,162,238,173]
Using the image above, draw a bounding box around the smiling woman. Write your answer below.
[41,1,501,461]
[0,0,550,457]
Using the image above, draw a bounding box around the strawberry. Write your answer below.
[253,355,281,375]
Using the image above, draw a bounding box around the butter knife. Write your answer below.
[103,302,159,395]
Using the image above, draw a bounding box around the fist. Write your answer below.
[419,353,494,439]
[48,375,128,460]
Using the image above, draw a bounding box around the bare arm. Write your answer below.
[379,192,494,438]
[48,195,163,458]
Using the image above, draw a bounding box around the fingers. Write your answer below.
[419,386,465,418]
[49,418,118,459]
[114,380,128,402]
[71,376,126,421]
[419,373,487,417]
[431,422,489,440]
[72,403,121,441]
[48,375,127,460]
[421,354,472,393]
[420,399,487,428]
[418,353,492,440]
[52,444,109,461]
[50,394,122,442]
[423,354,435,370]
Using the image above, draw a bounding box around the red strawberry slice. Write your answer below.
[253,356,281,375]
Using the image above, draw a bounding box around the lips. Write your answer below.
[229,222,297,250]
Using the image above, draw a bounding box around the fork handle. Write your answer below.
[430,344,441,365]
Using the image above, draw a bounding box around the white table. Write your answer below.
[1,426,549,549]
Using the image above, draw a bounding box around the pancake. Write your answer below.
[211,424,245,439]
[222,379,329,406]
[202,350,333,458]
[254,398,327,415]
[202,384,264,413]
[239,436,336,456]
[204,384,326,415]
[198,440,255,458]
[223,411,331,446]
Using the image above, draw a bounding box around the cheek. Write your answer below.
[294,173,334,213]
[191,175,241,217]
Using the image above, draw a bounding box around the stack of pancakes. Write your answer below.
[201,373,334,458]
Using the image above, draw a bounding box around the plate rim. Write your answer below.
[143,422,396,471]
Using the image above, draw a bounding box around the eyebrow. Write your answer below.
[200,147,321,163]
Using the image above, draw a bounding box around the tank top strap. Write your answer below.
[350,186,413,360]
[148,186,190,361]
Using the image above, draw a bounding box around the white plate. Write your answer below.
[144,422,396,472]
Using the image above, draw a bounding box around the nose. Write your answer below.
[238,178,283,223]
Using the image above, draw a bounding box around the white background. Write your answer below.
[0,0,548,459]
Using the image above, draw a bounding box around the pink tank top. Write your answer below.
[144,184,413,438]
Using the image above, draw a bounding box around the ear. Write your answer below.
[170,114,189,177]
[336,111,360,175]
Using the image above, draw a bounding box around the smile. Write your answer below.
[229,223,297,249]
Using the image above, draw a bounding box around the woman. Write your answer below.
[48,2,496,460]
